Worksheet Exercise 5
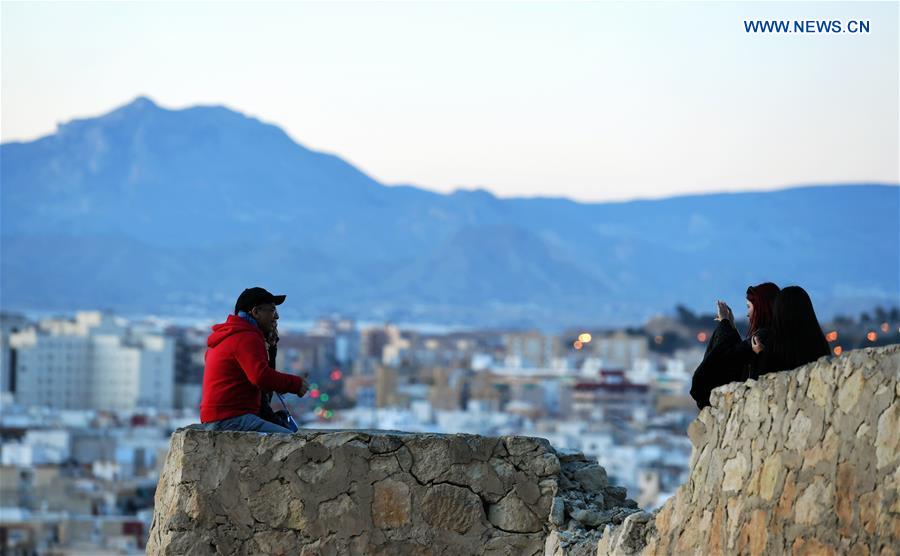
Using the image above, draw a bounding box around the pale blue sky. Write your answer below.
[2,1,897,201]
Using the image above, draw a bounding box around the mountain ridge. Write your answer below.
[1,97,897,327]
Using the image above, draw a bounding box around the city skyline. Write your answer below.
[1,305,897,553]
[2,1,897,202]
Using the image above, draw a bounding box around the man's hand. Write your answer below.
[715,300,734,324]
[751,334,765,354]
[297,376,310,397]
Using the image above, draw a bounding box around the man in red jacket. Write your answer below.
[200,287,309,433]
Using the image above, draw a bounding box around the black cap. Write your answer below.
[234,287,286,314]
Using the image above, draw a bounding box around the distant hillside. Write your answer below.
[2,97,897,327]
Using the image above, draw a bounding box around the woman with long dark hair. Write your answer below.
[690,282,780,409]
[754,285,830,374]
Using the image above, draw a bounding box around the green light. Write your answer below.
[320,393,330,402]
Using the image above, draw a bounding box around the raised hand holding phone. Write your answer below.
[716,300,735,324]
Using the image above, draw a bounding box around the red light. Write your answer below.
[330,370,343,381]
[697,332,708,342]
[833,346,843,356]
[867,331,877,342]
[310,389,320,398]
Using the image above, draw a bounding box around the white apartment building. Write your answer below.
[503,332,559,369]
[590,331,648,371]
[8,312,174,411]
[0,429,72,466]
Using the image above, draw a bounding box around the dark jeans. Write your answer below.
[203,413,293,434]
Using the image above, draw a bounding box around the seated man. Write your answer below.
[200,287,309,433]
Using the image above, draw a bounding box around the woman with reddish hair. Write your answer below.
[690,282,781,409]
[754,285,830,375]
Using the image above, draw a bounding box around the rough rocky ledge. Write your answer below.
[599,344,900,555]
[147,429,638,555]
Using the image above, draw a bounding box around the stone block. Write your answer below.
[372,478,411,529]
[572,464,608,491]
[420,483,484,535]
[488,490,542,533]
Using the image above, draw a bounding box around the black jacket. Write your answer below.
[690,320,767,409]
[257,342,283,425]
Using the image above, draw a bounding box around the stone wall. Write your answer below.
[147,429,638,555]
[599,344,900,555]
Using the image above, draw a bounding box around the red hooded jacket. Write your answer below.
[200,315,304,423]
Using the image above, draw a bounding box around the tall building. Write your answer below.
[361,327,389,362]
[310,318,360,367]
[374,365,398,408]
[8,312,174,411]
[170,326,207,410]
[334,320,360,367]
[503,331,559,368]
[426,367,465,411]
[0,313,31,400]
[590,331,648,371]
[377,325,410,367]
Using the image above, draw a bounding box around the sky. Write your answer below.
[2,1,897,202]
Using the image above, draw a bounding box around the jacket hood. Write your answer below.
[208,314,263,348]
